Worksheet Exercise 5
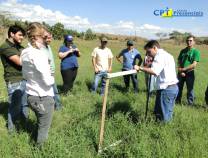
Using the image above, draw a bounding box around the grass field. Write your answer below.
[0,38,208,158]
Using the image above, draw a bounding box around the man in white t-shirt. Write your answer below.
[134,40,178,122]
[91,37,113,95]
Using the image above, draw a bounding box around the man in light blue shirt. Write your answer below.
[116,40,142,93]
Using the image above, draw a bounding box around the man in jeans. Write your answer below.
[176,36,200,105]
[116,40,142,93]
[43,30,62,110]
[91,37,113,95]
[134,40,178,122]
[0,25,28,132]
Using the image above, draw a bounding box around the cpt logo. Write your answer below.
[154,7,173,18]
[154,7,203,18]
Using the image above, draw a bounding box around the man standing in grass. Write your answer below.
[176,36,200,105]
[0,25,28,133]
[116,40,142,93]
[134,40,178,122]
[44,30,62,110]
[91,37,113,95]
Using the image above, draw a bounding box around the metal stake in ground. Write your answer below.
[145,74,152,120]
[98,78,110,154]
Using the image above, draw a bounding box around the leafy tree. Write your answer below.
[84,28,96,40]
[51,22,65,40]
[169,31,192,45]
[0,13,13,27]
[14,20,27,30]
[64,29,79,37]
[77,32,85,39]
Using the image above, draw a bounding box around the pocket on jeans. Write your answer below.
[28,96,47,115]
[164,92,177,105]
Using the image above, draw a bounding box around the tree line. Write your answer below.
[155,31,208,45]
[0,13,96,40]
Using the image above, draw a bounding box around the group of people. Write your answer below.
[0,23,205,146]
[0,23,62,146]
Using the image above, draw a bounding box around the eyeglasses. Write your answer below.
[186,40,193,42]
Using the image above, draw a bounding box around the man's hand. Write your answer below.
[94,67,99,73]
[68,49,73,54]
[116,56,123,64]
[178,67,185,72]
[134,65,140,71]
[74,48,79,52]
[108,68,112,73]
[180,72,186,77]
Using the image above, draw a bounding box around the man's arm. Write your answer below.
[134,65,156,76]
[58,50,73,59]
[177,50,184,71]
[9,55,22,66]
[92,57,99,73]
[76,49,81,57]
[108,58,113,73]
[116,50,123,63]
[136,54,143,66]
[178,61,197,72]
[116,54,122,63]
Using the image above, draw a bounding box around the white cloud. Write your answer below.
[0,0,91,27]
[0,0,207,39]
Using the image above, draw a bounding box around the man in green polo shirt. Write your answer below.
[0,25,28,133]
[176,35,200,105]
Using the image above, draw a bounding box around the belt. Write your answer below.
[167,84,177,88]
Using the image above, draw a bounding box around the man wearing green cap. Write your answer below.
[176,35,200,105]
[116,40,142,93]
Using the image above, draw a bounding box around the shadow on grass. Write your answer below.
[0,101,8,122]
[111,82,148,94]
[110,83,127,93]
[85,79,92,92]
[0,101,37,144]
[107,101,141,124]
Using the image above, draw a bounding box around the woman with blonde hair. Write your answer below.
[20,22,54,146]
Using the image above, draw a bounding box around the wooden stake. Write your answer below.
[98,78,110,154]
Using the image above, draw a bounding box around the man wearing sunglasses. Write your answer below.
[176,35,200,105]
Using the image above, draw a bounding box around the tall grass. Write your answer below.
[0,39,208,157]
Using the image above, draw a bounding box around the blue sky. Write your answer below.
[0,0,207,38]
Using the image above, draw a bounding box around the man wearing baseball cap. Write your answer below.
[116,40,142,93]
[91,37,113,95]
